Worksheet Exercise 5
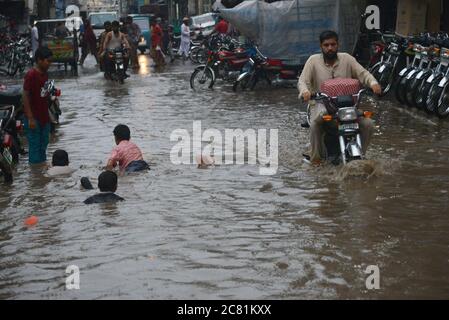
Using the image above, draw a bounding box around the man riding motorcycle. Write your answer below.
[298,30,382,165]
[100,20,130,78]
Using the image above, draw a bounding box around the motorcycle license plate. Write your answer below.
[2,148,12,165]
[378,65,386,73]
[427,74,435,83]
[339,123,359,131]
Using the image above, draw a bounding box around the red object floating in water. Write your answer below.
[24,216,38,227]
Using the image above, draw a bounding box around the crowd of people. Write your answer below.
[13,15,253,204]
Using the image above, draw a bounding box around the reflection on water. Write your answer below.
[1,56,449,299]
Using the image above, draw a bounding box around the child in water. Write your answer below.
[47,149,75,176]
[106,124,149,174]
[84,171,125,204]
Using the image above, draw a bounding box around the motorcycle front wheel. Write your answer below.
[436,85,449,118]
[232,73,257,92]
[190,67,214,91]
[426,84,443,114]
[395,76,408,105]
[415,80,433,110]
[0,154,13,183]
[371,64,393,95]
[405,76,423,108]
[7,59,18,76]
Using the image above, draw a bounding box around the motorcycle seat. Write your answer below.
[0,85,22,98]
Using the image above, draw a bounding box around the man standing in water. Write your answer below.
[298,30,382,165]
[31,20,39,57]
[178,17,190,62]
[22,47,53,165]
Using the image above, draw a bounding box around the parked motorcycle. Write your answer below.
[370,34,407,95]
[394,34,434,104]
[1,37,32,76]
[190,43,250,90]
[404,45,439,108]
[0,104,22,183]
[424,44,449,114]
[233,46,301,91]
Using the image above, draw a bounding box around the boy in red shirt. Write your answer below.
[22,47,53,164]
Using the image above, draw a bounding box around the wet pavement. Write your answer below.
[1,54,449,299]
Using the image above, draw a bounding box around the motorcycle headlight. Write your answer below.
[337,107,358,121]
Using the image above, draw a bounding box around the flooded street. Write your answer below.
[1,55,449,299]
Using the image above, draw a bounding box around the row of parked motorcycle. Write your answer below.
[0,80,61,183]
[369,31,449,118]
[0,32,33,77]
[188,34,302,91]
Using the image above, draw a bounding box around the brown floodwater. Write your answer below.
[1,55,449,299]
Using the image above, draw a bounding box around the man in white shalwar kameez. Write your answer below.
[179,17,190,61]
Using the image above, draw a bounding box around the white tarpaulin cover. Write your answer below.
[220,0,362,64]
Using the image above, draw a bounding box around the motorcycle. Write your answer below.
[415,41,448,111]
[424,44,449,114]
[303,79,374,165]
[105,48,128,84]
[0,83,26,153]
[4,37,32,76]
[370,34,407,95]
[190,44,250,90]
[0,104,23,183]
[394,34,433,104]
[233,46,301,91]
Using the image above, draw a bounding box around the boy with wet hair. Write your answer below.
[106,124,149,173]
[84,171,124,204]
[47,149,75,176]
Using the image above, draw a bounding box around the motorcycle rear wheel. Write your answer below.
[190,67,214,91]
